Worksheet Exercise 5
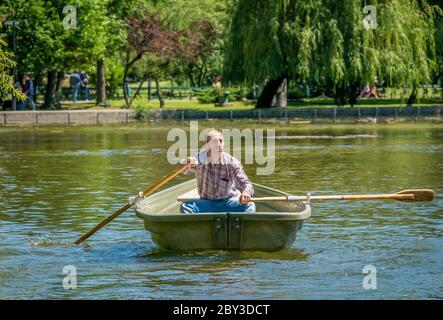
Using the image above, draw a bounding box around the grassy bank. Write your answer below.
[51,96,443,112]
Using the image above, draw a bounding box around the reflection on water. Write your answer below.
[0,122,442,299]
[141,247,309,262]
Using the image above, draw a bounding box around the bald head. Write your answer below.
[204,129,224,155]
[205,129,222,143]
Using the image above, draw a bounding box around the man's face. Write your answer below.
[207,133,224,154]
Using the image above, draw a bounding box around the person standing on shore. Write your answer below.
[14,80,25,110]
[80,71,89,101]
[70,71,82,102]
[23,74,36,111]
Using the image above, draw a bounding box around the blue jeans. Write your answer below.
[19,96,35,111]
[27,96,36,111]
[180,197,256,214]
[81,86,89,100]
[72,84,81,102]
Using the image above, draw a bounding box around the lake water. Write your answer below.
[0,120,442,299]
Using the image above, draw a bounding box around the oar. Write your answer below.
[74,163,192,245]
[250,189,435,203]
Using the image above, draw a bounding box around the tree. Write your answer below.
[436,18,443,86]
[429,0,443,85]
[165,0,230,86]
[224,0,440,108]
[123,11,180,108]
[0,9,26,102]
[176,20,217,87]
[0,37,25,101]
[2,0,120,108]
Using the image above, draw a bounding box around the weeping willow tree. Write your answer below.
[224,0,441,107]
[430,0,443,85]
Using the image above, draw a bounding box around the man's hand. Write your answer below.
[240,190,252,204]
[186,157,198,165]
[180,157,198,165]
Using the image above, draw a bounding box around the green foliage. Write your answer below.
[433,5,443,84]
[1,0,124,76]
[193,86,245,103]
[193,87,219,103]
[0,36,25,100]
[224,0,440,90]
[287,87,306,100]
[163,0,230,85]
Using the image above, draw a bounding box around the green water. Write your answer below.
[0,121,442,299]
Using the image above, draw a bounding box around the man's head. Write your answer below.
[24,74,30,81]
[205,129,224,154]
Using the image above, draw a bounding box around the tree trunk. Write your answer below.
[334,85,347,106]
[407,84,417,106]
[123,51,142,108]
[432,71,442,84]
[123,54,131,108]
[169,79,174,99]
[187,65,196,87]
[44,70,58,109]
[255,75,286,108]
[55,71,64,108]
[274,78,287,107]
[202,63,208,86]
[96,59,106,106]
[349,83,359,107]
[33,70,43,103]
[197,61,208,87]
[148,79,152,100]
[155,77,165,108]
[55,71,64,92]
[132,80,145,104]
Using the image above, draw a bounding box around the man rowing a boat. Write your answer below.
[180,129,256,213]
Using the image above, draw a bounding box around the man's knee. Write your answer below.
[245,202,256,212]
[225,197,256,212]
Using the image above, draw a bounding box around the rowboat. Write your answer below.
[135,179,311,251]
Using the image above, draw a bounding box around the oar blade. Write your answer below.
[396,189,435,202]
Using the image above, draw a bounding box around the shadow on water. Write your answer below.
[139,246,309,262]
[124,246,310,292]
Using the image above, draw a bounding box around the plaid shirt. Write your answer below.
[185,151,254,200]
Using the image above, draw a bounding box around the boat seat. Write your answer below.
[177,188,200,201]
[177,188,241,202]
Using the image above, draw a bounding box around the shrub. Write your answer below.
[193,87,245,104]
[193,88,219,103]
[287,87,306,99]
